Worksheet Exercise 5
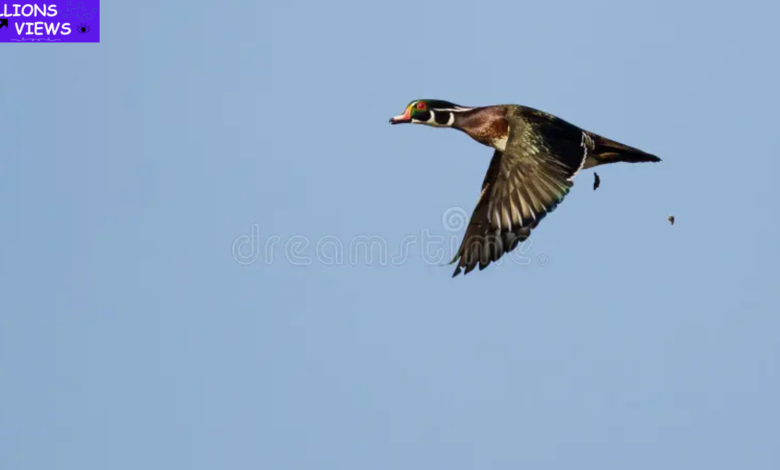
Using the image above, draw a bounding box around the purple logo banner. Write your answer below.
[0,1,99,43]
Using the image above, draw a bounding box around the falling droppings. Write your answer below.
[593,172,600,190]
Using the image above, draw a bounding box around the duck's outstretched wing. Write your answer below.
[450,112,590,276]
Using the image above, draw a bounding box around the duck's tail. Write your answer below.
[584,133,661,168]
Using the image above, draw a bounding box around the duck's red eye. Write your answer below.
[416,102,426,110]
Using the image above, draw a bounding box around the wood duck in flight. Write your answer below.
[389,99,661,277]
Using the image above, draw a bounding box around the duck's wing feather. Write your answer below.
[450,112,590,276]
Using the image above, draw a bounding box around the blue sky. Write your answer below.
[1,0,779,468]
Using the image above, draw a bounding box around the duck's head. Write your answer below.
[389,99,474,127]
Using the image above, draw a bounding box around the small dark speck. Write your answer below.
[668,215,675,225]
[593,172,600,190]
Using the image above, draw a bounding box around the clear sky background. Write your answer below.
[1,0,779,468]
